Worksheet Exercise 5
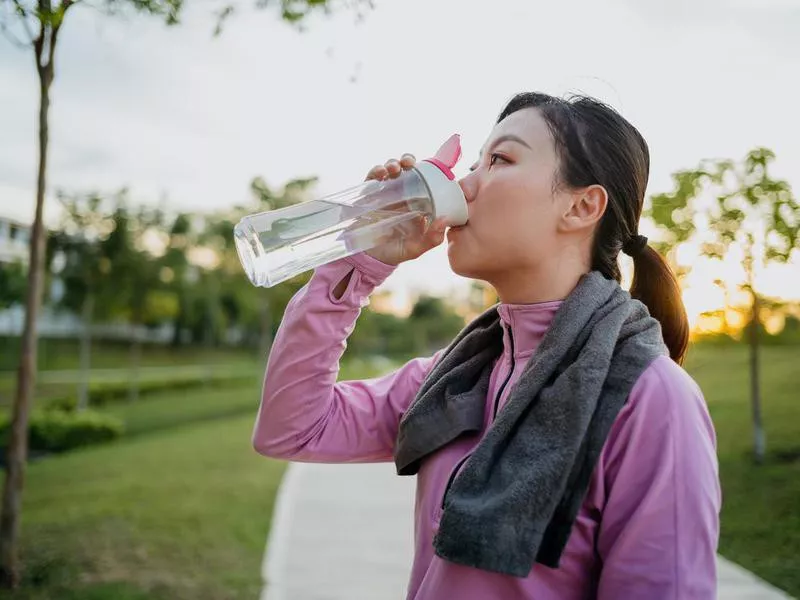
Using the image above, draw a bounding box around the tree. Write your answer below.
[0,263,27,310]
[47,192,120,410]
[110,203,178,401]
[647,147,799,463]
[163,213,193,347]
[408,295,465,355]
[0,0,371,587]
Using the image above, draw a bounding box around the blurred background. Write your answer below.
[0,0,798,598]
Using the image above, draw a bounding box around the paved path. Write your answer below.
[260,462,795,600]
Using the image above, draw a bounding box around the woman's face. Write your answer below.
[447,107,570,283]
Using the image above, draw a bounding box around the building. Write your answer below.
[0,216,30,265]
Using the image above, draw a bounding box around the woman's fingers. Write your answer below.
[399,153,416,169]
[404,217,446,257]
[384,159,402,178]
[366,154,416,182]
[365,164,388,181]
[423,217,447,249]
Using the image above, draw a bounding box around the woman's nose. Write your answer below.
[458,171,478,204]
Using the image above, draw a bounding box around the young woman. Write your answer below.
[253,92,721,599]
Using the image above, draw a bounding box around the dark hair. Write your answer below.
[498,92,689,364]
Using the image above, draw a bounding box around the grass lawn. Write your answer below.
[0,339,261,408]
[101,382,261,437]
[0,355,398,599]
[684,343,800,596]
[0,338,259,373]
[2,407,284,599]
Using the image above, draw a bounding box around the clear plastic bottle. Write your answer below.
[234,134,468,287]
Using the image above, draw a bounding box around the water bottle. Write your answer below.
[234,134,469,288]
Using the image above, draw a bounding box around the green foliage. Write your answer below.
[648,169,704,255]
[213,0,374,35]
[2,0,372,47]
[649,148,800,463]
[409,295,466,353]
[185,176,316,348]
[47,192,124,322]
[348,295,465,359]
[0,261,27,309]
[0,409,123,453]
[647,147,799,269]
[250,175,318,210]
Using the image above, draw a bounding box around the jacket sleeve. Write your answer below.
[596,356,722,599]
[252,252,439,463]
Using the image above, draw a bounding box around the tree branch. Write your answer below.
[0,19,33,48]
[33,12,44,70]
[10,0,36,43]
[35,0,74,69]
[47,19,59,66]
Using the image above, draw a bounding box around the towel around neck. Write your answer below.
[394,271,667,577]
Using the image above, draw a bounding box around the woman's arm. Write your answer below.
[596,356,721,599]
[252,251,439,463]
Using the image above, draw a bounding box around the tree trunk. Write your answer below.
[0,60,53,589]
[77,293,94,411]
[749,290,766,464]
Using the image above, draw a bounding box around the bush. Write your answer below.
[45,372,255,411]
[0,409,124,453]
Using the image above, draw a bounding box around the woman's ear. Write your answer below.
[559,184,608,233]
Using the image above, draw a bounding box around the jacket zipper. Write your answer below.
[492,328,515,421]
[441,328,516,510]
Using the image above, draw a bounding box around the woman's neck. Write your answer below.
[490,256,590,305]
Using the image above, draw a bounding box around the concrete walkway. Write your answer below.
[260,462,795,600]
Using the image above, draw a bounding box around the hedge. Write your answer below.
[45,372,256,411]
[0,409,124,454]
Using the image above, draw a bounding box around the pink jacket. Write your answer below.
[253,252,722,600]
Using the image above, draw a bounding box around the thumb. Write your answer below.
[420,218,447,250]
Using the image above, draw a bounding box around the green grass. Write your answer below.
[102,381,261,437]
[0,354,396,599]
[0,338,258,373]
[685,343,800,596]
[2,406,285,600]
[0,339,261,408]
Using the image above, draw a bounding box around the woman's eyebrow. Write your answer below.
[478,134,533,158]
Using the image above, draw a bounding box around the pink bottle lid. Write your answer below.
[422,134,462,181]
[414,134,468,226]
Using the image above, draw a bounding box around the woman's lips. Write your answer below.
[446,224,466,241]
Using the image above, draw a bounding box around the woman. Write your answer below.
[253,92,721,599]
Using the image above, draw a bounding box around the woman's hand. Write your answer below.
[362,154,448,266]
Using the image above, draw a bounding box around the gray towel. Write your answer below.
[394,271,667,577]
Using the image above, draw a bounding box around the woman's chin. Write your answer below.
[446,245,481,279]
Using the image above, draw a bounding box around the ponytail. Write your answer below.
[629,246,689,364]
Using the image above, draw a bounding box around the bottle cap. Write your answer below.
[415,134,469,226]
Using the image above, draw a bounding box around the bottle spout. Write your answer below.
[434,134,462,169]
[423,134,462,181]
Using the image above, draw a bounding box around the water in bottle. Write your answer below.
[234,134,468,287]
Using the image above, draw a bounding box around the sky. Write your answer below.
[1,0,799,316]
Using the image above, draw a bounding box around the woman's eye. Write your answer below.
[489,153,507,167]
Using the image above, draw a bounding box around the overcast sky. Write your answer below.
[1,0,799,306]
